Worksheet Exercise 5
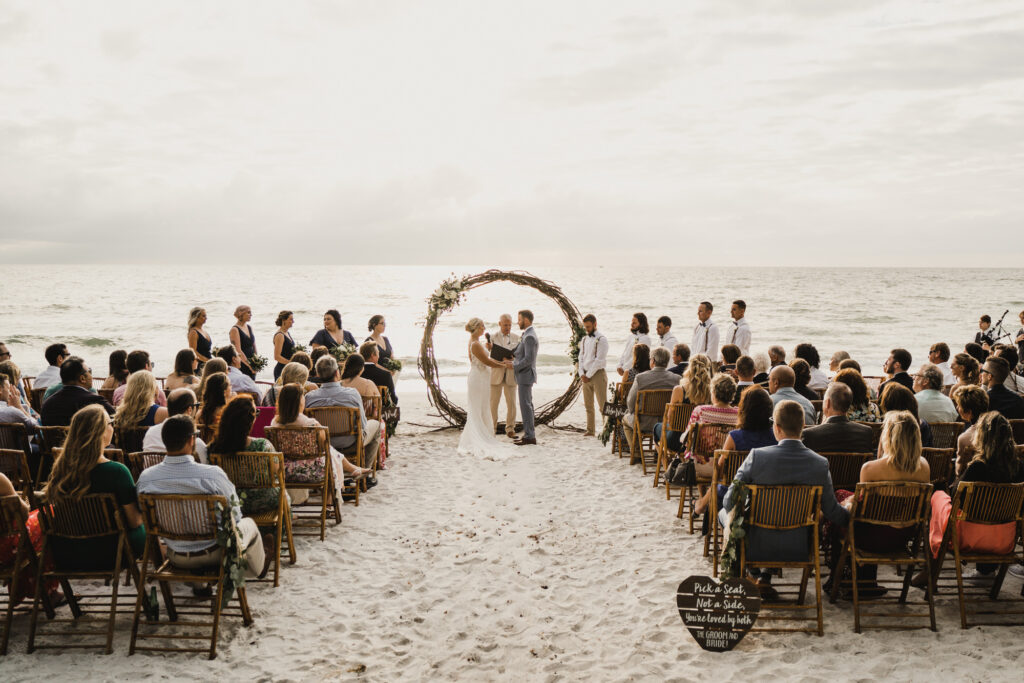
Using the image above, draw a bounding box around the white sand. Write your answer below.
[5,393,1024,681]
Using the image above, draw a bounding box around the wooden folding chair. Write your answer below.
[629,389,674,472]
[1010,419,1024,444]
[706,449,748,576]
[264,425,342,540]
[654,402,694,493]
[363,394,386,469]
[51,447,125,468]
[208,451,294,587]
[611,381,632,457]
[930,481,1024,628]
[98,388,115,404]
[820,452,876,492]
[739,484,824,636]
[811,400,823,424]
[855,421,884,450]
[20,377,33,398]
[677,423,732,532]
[124,452,166,482]
[36,426,69,486]
[306,406,365,505]
[0,495,55,655]
[0,449,37,508]
[113,426,149,455]
[0,423,32,469]
[29,389,46,414]
[921,447,955,488]
[828,482,935,632]
[130,494,254,659]
[27,493,139,654]
[929,421,966,450]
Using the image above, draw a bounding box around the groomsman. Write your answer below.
[691,301,720,363]
[578,314,609,437]
[488,314,520,438]
[655,316,678,353]
[727,300,751,354]
[616,312,651,377]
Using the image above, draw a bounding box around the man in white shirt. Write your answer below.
[142,388,209,463]
[578,314,609,437]
[690,301,720,364]
[217,346,262,399]
[488,314,520,438]
[654,316,678,353]
[33,343,69,390]
[726,300,752,355]
[914,363,959,422]
[616,313,651,377]
[927,342,956,389]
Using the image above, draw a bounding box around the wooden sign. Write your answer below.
[602,403,626,419]
[677,575,760,652]
[382,405,401,423]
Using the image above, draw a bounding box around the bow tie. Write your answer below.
[699,322,706,327]
[587,331,595,337]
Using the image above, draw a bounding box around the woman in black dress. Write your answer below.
[310,309,356,350]
[272,310,296,380]
[187,307,213,370]
[365,314,393,364]
[229,305,257,379]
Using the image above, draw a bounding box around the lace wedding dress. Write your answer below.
[457,342,519,460]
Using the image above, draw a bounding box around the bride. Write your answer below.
[457,318,520,460]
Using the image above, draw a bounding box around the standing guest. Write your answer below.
[165,349,200,392]
[187,307,213,366]
[228,305,258,380]
[829,351,851,375]
[196,357,229,404]
[262,361,317,408]
[305,356,380,470]
[801,383,874,453]
[726,300,751,354]
[616,313,651,377]
[964,342,988,365]
[654,316,678,353]
[981,357,1024,419]
[879,383,933,447]
[310,309,357,350]
[33,343,69,390]
[99,350,129,391]
[622,347,679,461]
[142,388,209,463]
[199,372,232,437]
[216,346,262,399]
[40,357,114,426]
[112,350,167,407]
[928,342,956,388]
[489,314,520,438]
[752,353,771,385]
[913,363,959,423]
[668,343,690,376]
[0,375,37,430]
[1015,310,1024,363]
[951,385,989,476]
[950,352,981,394]
[340,354,381,400]
[626,344,651,382]
[113,371,168,429]
[794,343,828,391]
[272,311,296,381]
[577,314,608,437]
[732,355,757,405]
[834,368,882,422]
[789,359,819,402]
[365,315,394,364]
[690,301,720,364]
[880,348,914,392]
[719,345,742,374]
[359,343,398,406]
[767,365,816,425]
[975,314,995,349]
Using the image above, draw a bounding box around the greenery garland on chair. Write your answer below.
[718,480,751,579]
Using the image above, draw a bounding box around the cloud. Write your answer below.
[99,29,141,60]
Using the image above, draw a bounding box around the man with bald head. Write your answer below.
[801,382,873,452]
[142,388,209,462]
[768,365,816,425]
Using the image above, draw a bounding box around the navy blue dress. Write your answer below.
[310,328,356,349]
[193,329,213,361]
[235,324,257,379]
[273,331,296,380]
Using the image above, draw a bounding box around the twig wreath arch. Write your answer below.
[418,269,585,427]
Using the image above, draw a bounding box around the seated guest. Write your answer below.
[365,315,394,364]
[262,361,317,408]
[290,351,312,373]
[913,363,958,423]
[752,352,771,385]
[732,355,757,405]
[720,400,849,596]
[668,343,690,376]
[982,357,1024,419]
[99,349,128,391]
[622,347,679,460]
[950,352,980,395]
[653,354,711,453]
[964,342,987,365]
[340,354,381,400]
[112,350,167,407]
[142,388,208,463]
[880,348,914,392]
[927,342,955,388]
[794,343,829,391]
[41,357,114,426]
[165,349,200,392]
[768,345,786,369]
[0,472,61,606]
[681,373,739,479]
[33,343,69,390]
[196,357,229,403]
[113,371,168,429]
[305,356,380,470]
[802,383,874,453]
[834,368,881,422]
[136,415,271,580]
[310,309,357,350]
[790,359,819,401]
[994,346,1024,395]
[838,358,862,373]
[829,350,851,375]
[952,385,988,476]
[719,344,741,374]
[768,365,816,425]
[0,374,37,430]
[198,372,232,438]
[43,405,146,568]
[880,383,933,447]
[625,343,651,383]
[360,342,398,405]
[0,360,39,418]
[307,348,329,383]
[216,345,262,399]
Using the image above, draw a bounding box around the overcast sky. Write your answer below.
[2,1,1023,266]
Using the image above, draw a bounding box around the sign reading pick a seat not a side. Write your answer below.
[677,575,760,652]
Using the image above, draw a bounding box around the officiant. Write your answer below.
[487,313,520,438]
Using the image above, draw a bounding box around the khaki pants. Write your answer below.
[490,382,517,435]
[342,419,380,470]
[581,368,607,435]
[166,517,265,578]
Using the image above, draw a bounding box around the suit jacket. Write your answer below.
[988,385,1024,420]
[801,416,874,454]
[880,372,913,393]
[723,439,848,562]
[40,385,115,426]
[668,361,688,377]
[361,362,397,405]
[513,326,538,386]
[489,331,520,386]
[626,367,680,432]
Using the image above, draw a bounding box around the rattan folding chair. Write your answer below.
[855,421,884,450]
[811,400,823,424]
[124,452,166,482]
[820,452,876,492]
[0,449,36,508]
[930,481,1024,628]
[828,482,935,632]
[0,495,55,655]
[114,427,149,455]
[921,447,955,488]
[29,389,46,414]
[678,423,732,531]
[130,493,254,659]
[706,449,748,576]
[306,406,365,505]
[1010,420,1024,444]
[611,381,632,457]
[98,388,115,404]
[629,389,674,472]
[363,394,385,470]
[654,403,695,493]
[27,493,139,654]
[264,425,341,540]
[739,484,824,636]
[208,451,294,587]
[929,421,966,450]
[0,423,32,472]
[35,426,69,485]
[51,447,125,467]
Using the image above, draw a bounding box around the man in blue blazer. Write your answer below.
[720,400,849,595]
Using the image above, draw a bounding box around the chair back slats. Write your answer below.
[305,407,359,438]
[747,485,821,530]
[37,426,69,454]
[615,381,633,404]
[0,494,28,537]
[921,447,955,485]
[0,448,33,495]
[114,426,149,454]
[362,396,382,421]
[820,452,875,491]
[955,482,1024,525]
[712,449,748,485]
[929,422,966,450]
[98,388,115,403]
[125,451,166,481]
[663,403,696,432]
[264,426,330,462]
[850,482,932,527]
[811,400,823,423]
[30,388,46,413]
[0,423,31,454]
[209,451,281,489]
[691,423,732,461]
[636,390,674,421]
[38,493,122,539]
[139,494,222,542]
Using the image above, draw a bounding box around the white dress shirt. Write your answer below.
[32,365,61,390]
[490,331,519,385]
[617,332,652,372]
[579,331,609,379]
[936,361,955,386]
[691,320,720,363]
[656,332,678,353]
[726,317,751,354]
[808,367,830,392]
[227,366,262,397]
[142,423,209,463]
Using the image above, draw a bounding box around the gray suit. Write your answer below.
[513,326,539,440]
[720,439,848,562]
[801,416,874,453]
[770,387,817,425]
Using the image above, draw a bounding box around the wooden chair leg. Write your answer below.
[851,557,861,633]
[953,545,968,629]
[210,575,225,659]
[991,563,1009,600]
[924,552,937,631]
[813,555,824,637]
[830,543,850,603]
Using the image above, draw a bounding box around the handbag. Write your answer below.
[667,456,696,487]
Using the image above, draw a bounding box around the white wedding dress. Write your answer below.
[457,341,519,461]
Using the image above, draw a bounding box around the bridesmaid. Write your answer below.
[272,310,296,380]
[187,307,213,369]
[366,315,393,364]
[310,309,356,350]
[229,305,257,379]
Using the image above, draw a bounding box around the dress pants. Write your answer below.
[490,382,517,435]
[581,368,607,435]
[518,383,535,440]
[341,419,381,470]
[166,517,266,578]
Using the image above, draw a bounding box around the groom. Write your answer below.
[505,309,538,446]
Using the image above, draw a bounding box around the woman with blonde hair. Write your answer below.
[187,307,213,367]
[229,304,257,379]
[262,361,316,407]
[653,355,716,472]
[113,370,168,428]
[457,317,517,458]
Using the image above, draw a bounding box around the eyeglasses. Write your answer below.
[980,369,992,375]
[0,351,10,359]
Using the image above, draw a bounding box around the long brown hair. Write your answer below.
[276,384,304,424]
[833,368,870,410]
[200,372,231,426]
[45,405,111,504]
[632,344,651,374]
[197,357,229,401]
[737,386,772,431]
[971,412,1020,481]
[209,395,258,456]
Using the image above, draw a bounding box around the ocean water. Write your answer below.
[3,266,1022,410]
